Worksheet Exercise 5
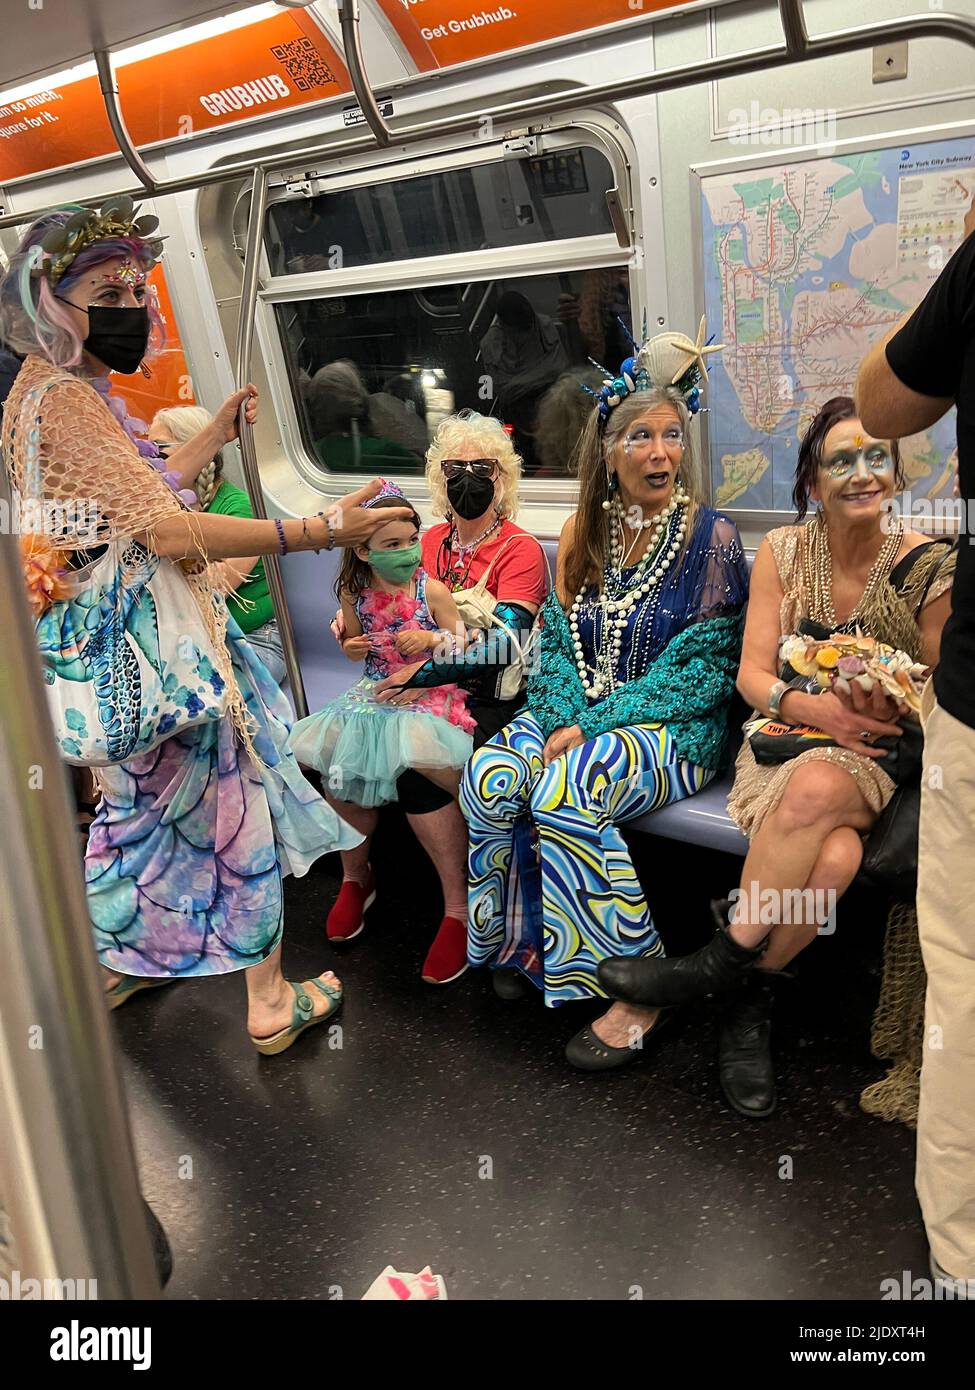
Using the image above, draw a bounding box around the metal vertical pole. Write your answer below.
[234,166,310,718]
[0,531,159,1300]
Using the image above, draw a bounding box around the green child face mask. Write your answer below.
[367,540,422,583]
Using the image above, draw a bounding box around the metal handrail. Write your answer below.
[0,527,159,1299]
[2,7,974,231]
[93,49,158,193]
[338,0,391,148]
[779,0,809,55]
[233,166,310,718]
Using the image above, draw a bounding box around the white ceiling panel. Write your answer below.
[0,0,299,92]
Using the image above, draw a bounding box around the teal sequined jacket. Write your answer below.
[527,595,745,771]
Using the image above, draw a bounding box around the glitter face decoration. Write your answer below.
[103,259,147,290]
[822,436,894,481]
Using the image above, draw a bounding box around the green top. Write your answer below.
[206,480,275,633]
[527,594,745,772]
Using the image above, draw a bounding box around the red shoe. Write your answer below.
[327,874,376,942]
[421,916,469,985]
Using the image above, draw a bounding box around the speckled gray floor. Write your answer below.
[113,814,929,1300]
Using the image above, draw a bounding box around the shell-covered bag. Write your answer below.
[745,617,924,783]
[36,539,231,766]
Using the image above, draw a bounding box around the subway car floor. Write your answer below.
[113,815,929,1301]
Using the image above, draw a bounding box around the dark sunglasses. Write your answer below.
[440,458,498,480]
[150,440,177,454]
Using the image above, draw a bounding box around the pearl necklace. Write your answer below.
[569,498,689,699]
[804,511,903,629]
[608,492,683,573]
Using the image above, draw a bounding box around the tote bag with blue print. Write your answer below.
[37,539,231,766]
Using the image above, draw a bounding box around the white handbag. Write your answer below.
[36,538,231,766]
[449,534,550,701]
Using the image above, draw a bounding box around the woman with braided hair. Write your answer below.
[149,405,285,683]
[0,205,413,1055]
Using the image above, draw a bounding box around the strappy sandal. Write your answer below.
[106,975,175,1012]
[250,976,343,1057]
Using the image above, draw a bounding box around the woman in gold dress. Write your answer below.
[598,396,955,1121]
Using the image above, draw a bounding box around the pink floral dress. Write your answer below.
[287,569,475,807]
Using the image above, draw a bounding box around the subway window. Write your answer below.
[265,146,618,274]
[275,267,633,478]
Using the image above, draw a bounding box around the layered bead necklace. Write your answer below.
[444,512,503,589]
[569,486,690,699]
[804,510,904,630]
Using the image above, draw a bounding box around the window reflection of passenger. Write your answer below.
[533,369,606,478]
[368,372,430,456]
[310,360,420,472]
[557,268,632,367]
[280,202,333,274]
[479,290,568,455]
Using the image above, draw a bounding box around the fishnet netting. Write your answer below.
[2,355,259,765]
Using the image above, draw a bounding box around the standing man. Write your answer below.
[856,198,975,1298]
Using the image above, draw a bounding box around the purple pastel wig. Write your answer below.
[0,208,166,369]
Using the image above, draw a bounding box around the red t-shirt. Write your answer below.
[422,519,548,606]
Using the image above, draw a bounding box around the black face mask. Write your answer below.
[447,471,496,521]
[82,305,151,374]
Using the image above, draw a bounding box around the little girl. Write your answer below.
[287,483,476,808]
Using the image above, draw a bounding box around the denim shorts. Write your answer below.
[245,620,287,684]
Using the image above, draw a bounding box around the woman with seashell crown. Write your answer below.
[599,395,956,1122]
[459,320,750,1068]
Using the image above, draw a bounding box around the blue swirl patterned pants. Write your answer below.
[459,711,713,1006]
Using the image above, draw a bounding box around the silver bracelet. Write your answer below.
[768,679,788,719]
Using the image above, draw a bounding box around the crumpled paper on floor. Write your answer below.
[361,1265,447,1300]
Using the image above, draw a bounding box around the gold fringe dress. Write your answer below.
[728,523,956,1126]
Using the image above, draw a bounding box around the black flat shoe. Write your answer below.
[718,973,777,1118]
[492,968,530,1000]
[565,1009,672,1072]
[597,901,768,1007]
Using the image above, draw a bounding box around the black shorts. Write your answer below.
[396,693,526,816]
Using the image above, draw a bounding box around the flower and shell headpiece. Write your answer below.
[31,195,165,289]
[584,315,724,426]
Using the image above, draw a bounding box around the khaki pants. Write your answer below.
[916,679,975,1279]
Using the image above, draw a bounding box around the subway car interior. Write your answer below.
[0,0,973,1323]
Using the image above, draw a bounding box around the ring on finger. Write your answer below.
[859,730,874,742]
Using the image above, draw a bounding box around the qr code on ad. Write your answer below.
[271,38,336,92]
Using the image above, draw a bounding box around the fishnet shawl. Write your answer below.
[740,524,956,1129]
[2,355,258,764]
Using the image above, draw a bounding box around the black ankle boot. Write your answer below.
[718,972,777,1118]
[597,901,768,1007]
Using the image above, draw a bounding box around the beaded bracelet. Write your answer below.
[318,511,336,552]
[274,518,288,556]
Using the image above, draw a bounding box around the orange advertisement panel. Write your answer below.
[0,11,350,185]
[378,0,693,70]
[111,266,197,429]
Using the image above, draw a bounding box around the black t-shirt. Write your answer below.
[886,233,975,728]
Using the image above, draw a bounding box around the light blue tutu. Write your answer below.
[287,676,474,807]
